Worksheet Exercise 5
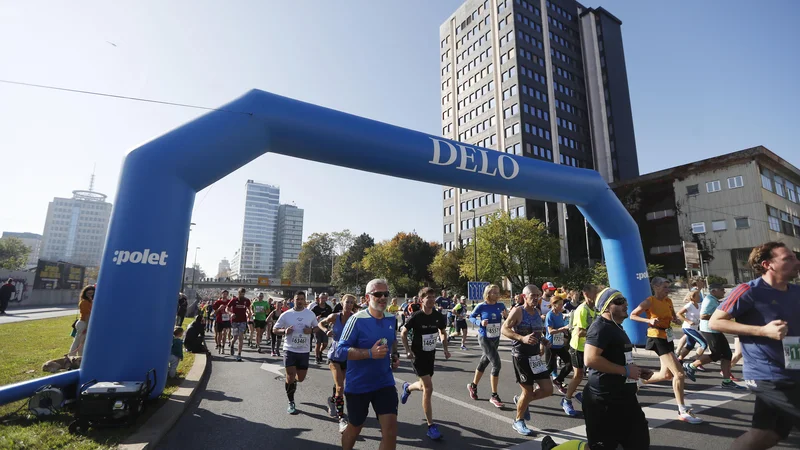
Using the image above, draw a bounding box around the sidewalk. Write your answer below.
[0,306,78,325]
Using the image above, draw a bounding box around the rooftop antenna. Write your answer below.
[89,164,96,192]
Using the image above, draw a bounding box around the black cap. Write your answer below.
[709,283,724,290]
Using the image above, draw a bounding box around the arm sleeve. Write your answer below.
[469,304,483,325]
[719,284,754,318]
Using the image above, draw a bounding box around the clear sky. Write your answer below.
[1,0,797,275]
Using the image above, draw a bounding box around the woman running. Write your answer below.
[266,300,285,357]
[467,284,508,407]
[318,294,357,433]
[675,289,708,363]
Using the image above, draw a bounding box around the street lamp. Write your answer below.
[190,247,200,290]
[180,222,196,292]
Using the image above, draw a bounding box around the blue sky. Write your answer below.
[1,0,797,275]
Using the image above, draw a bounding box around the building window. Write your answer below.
[727,176,744,189]
[712,220,727,231]
[761,168,773,192]
[706,180,721,193]
[645,209,676,221]
[786,181,797,203]
[767,206,781,232]
[686,184,699,196]
[780,211,794,236]
[691,222,706,234]
[794,215,800,236]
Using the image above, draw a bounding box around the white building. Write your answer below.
[1,231,42,269]
[217,258,231,278]
[232,180,280,279]
[40,190,112,267]
[276,204,304,277]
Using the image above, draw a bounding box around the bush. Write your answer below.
[706,274,728,286]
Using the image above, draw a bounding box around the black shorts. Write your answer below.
[216,321,230,330]
[253,319,267,329]
[583,387,650,449]
[749,380,800,440]
[330,359,347,371]
[412,352,436,378]
[314,329,329,344]
[345,385,399,427]
[456,319,468,331]
[645,337,675,356]
[701,331,732,362]
[284,351,310,370]
[570,348,585,370]
[512,354,551,386]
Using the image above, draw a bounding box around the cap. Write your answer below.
[595,288,624,314]
[460,295,466,300]
[708,282,724,290]
[542,282,557,291]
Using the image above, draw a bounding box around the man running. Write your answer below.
[273,291,318,414]
[338,279,400,450]
[540,282,557,318]
[311,293,334,364]
[213,290,231,354]
[467,284,508,407]
[252,293,271,353]
[710,242,800,450]
[451,296,469,350]
[583,288,653,449]
[319,294,357,433]
[502,284,552,436]
[435,290,452,310]
[400,287,451,440]
[227,288,252,361]
[562,284,598,416]
[631,277,702,424]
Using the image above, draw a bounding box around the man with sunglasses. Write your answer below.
[339,279,401,450]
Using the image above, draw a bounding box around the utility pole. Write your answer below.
[190,247,200,290]
[180,223,196,292]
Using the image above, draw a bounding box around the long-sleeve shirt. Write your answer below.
[79,299,92,322]
[171,338,184,359]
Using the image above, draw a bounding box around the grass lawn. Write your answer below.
[0,315,196,450]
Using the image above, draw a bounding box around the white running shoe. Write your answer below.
[678,408,703,424]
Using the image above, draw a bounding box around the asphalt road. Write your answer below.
[158,330,800,450]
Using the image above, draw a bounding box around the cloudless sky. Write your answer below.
[1,0,797,275]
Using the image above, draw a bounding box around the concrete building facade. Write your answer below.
[232,180,280,280]
[276,204,304,278]
[39,190,112,267]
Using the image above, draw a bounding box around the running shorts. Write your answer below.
[701,331,732,362]
[284,351,310,370]
[583,388,650,449]
[512,354,551,385]
[570,348,585,370]
[345,385,398,427]
[749,380,800,440]
[216,321,231,330]
[254,319,267,329]
[231,322,247,336]
[456,319,468,332]
[645,337,675,356]
[412,352,436,377]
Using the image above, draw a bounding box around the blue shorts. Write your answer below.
[284,351,310,370]
[683,328,708,351]
[345,385,398,427]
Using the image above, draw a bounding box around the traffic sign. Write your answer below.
[468,281,490,302]
[257,277,271,286]
[683,242,701,269]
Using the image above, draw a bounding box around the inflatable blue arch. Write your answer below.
[0,90,650,403]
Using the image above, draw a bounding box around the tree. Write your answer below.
[590,262,665,287]
[361,232,440,296]
[331,233,374,292]
[460,212,560,292]
[281,261,299,281]
[429,247,468,297]
[0,238,30,270]
[296,233,335,283]
[331,230,355,257]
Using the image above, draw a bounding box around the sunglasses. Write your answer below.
[369,291,391,298]
[611,297,627,306]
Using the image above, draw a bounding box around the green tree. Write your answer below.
[555,265,594,292]
[459,212,560,291]
[331,233,375,292]
[0,238,30,270]
[361,232,440,296]
[429,247,468,297]
[281,261,299,281]
[590,262,665,287]
[296,233,335,283]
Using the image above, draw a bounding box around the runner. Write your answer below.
[675,289,708,363]
[311,293,334,364]
[227,288,252,361]
[562,284,598,416]
[710,242,800,450]
[546,295,573,395]
[452,296,469,350]
[583,288,653,449]
[540,282,557,318]
[435,290,452,310]
[502,284,552,436]
[213,290,231,354]
[388,298,400,330]
[400,287,451,440]
[399,298,409,328]
[467,284,508,407]
[252,293,272,353]
[204,301,214,333]
[318,294,357,433]
[265,300,285,357]
[273,291,318,414]
[338,279,400,450]
[631,277,703,424]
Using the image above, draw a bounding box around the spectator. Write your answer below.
[69,285,95,357]
[169,327,184,378]
[176,293,188,327]
[0,278,16,315]
[184,316,208,353]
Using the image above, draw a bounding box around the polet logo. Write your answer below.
[112,249,168,266]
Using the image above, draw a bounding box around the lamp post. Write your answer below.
[190,247,200,290]
[471,210,478,281]
[180,222,196,292]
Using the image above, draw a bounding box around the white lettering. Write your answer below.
[636,271,649,281]
[159,251,169,266]
[497,155,520,180]
[456,145,478,173]
[129,252,143,263]
[112,249,169,266]
[476,149,497,176]
[148,253,160,264]
[428,138,458,166]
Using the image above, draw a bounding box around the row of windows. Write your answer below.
[457,63,494,98]
[443,188,455,200]
[519,65,547,85]
[458,78,494,110]
[645,209,676,221]
[510,206,527,219]
[517,30,543,50]
[761,167,800,203]
[461,116,497,140]
[556,117,580,133]
[518,48,545,68]
[499,30,515,48]
[685,176,744,195]
[767,206,800,236]
[442,92,452,105]
[441,63,451,76]
[692,217,751,234]
[551,48,575,67]
[504,123,521,138]
[440,35,449,49]
[546,0,574,22]
[500,48,515,65]
[505,142,522,156]
[502,84,519,100]
[521,83,549,104]
[457,34,492,66]
[442,123,453,135]
[444,223,454,234]
[503,103,520,119]
[461,193,502,212]
[441,78,450,91]
[515,12,542,34]
[524,122,552,140]
[554,81,576,97]
[516,0,541,17]
[474,133,498,149]
[441,49,450,62]
[443,205,455,216]
[501,66,516,82]
[547,14,579,40]
[498,13,513,30]
[442,107,452,120]
[559,153,584,168]
[458,95,495,125]
[523,103,550,121]
[444,241,455,251]
[456,37,491,79]
[549,31,578,53]
[554,64,577,82]
[528,143,552,160]
[556,98,581,117]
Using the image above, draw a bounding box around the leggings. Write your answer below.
[271,335,282,352]
[477,336,502,376]
[547,345,573,383]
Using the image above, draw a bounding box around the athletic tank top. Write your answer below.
[511,307,544,357]
[328,313,347,362]
[645,296,674,339]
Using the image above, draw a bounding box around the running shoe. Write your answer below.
[682,362,697,382]
[561,398,578,417]
[236,354,242,362]
[460,345,467,351]
[257,348,262,354]
[287,402,297,414]
[327,396,337,417]
[541,436,558,450]
[426,423,443,440]
[721,379,747,390]
[511,419,534,436]
[271,351,276,357]
[489,394,503,408]
[338,418,348,433]
[467,383,478,400]
[401,382,411,405]
[695,365,708,372]
[678,408,703,424]
[574,392,583,404]
[721,371,742,382]
[513,395,530,421]
[552,380,568,395]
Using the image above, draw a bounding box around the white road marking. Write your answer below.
[394,376,512,424]
[260,362,285,376]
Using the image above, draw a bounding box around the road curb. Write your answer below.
[118,350,210,450]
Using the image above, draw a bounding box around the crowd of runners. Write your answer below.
[193,241,799,450]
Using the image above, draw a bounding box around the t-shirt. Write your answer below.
[0,283,15,301]
[213,299,229,322]
[453,303,468,320]
[275,308,319,353]
[569,302,597,352]
[545,311,568,348]
[311,302,333,321]
[252,300,271,321]
[338,309,398,394]
[333,303,343,313]
[681,302,700,330]
[469,301,507,339]
[540,297,552,316]
[719,278,800,381]
[404,309,446,353]
[586,316,637,400]
[406,303,421,316]
[227,297,251,323]
[699,294,720,333]
[435,296,452,310]
[644,296,674,339]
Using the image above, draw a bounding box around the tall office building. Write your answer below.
[439,0,639,266]
[40,190,112,267]
[1,231,42,269]
[275,204,305,277]
[232,180,280,279]
[217,258,231,278]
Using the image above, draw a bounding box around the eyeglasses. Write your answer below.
[369,291,391,298]
[611,297,627,306]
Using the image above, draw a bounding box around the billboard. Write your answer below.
[33,260,86,290]
[683,242,701,270]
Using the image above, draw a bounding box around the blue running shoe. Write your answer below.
[683,362,697,382]
[287,402,296,414]
[561,398,578,417]
[427,423,442,440]
[401,382,411,405]
[512,419,534,436]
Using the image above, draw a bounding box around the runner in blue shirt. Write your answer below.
[467,284,508,407]
[710,242,800,450]
[546,296,573,397]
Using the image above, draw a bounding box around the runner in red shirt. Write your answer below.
[227,288,253,361]
[213,290,231,354]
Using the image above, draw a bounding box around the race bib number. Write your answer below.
[625,351,636,383]
[255,306,264,313]
[529,355,548,374]
[291,335,308,346]
[783,336,800,370]
[665,327,674,343]
[486,323,501,338]
[422,333,438,352]
[221,314,230,321]
[552,333,564,347]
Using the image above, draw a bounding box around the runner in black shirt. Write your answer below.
[400,287,450,441]
[311,293,334,364]
[583,288,653,449]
